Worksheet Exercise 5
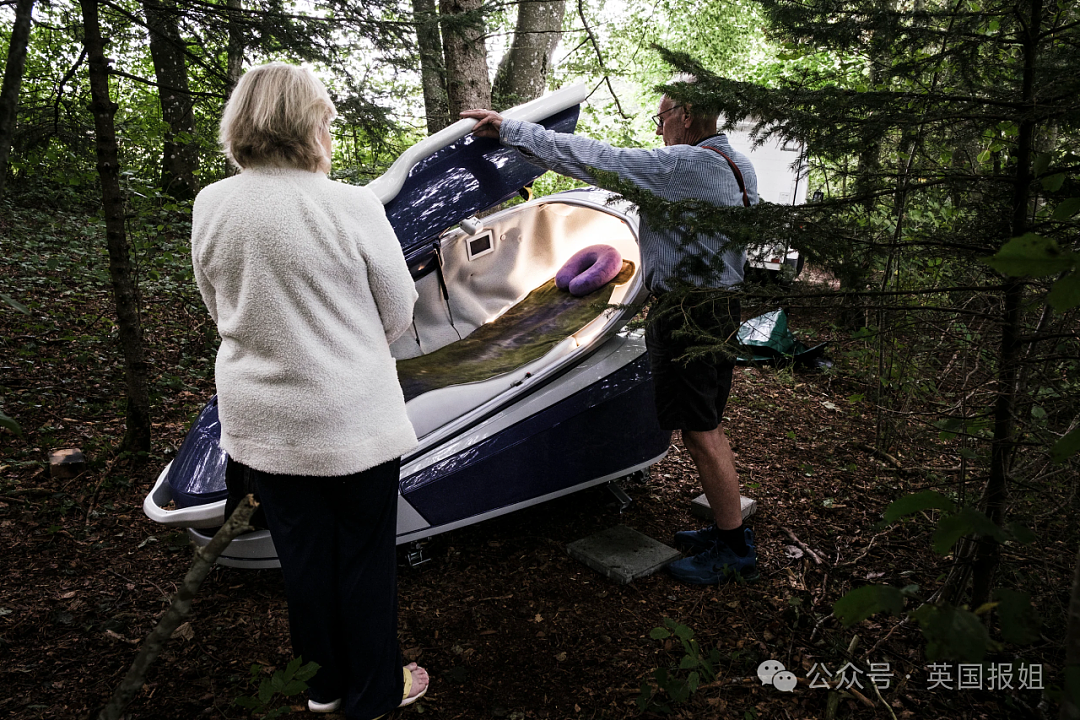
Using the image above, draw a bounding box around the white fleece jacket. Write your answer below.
[191,166,419,476]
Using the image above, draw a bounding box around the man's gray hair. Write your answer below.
[665,73,715,123]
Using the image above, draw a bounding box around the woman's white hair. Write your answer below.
[219,62,337,172]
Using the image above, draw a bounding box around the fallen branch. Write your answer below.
[85,452,122,525]
[106,567,170,602]
[780,525,826,566]
[853,441,903,470]
[878,464,962,475]
[850,442,959,477]
[871,666,900,720]
[1,487,54,495]
[838,529,891,567]
[867,617,910,660]
[839,683,875,709]
[810,611,833,642]
[97,494,258,720]
[0,495,30,505]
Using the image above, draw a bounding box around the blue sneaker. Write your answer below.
[673,524,720,554]
[668,528,759,585]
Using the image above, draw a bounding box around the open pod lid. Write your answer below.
[370,85,590,253]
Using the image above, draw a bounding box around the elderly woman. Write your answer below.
[191,62,428,718]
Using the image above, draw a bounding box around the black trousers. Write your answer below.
[228,457,404,719]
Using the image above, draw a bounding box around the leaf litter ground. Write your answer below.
[0,205,1073,720]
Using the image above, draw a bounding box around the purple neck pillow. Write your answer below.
[555,245,623,297]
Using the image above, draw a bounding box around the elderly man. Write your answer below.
[462,79,760,585]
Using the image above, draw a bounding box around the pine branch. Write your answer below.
[107,68,225,99]
[97,0,230,84]
[96,495,259,720]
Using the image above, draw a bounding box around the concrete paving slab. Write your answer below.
[567,525,681,585]
[691,494,757,522]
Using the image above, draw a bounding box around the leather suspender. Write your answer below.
[702,145,751,208]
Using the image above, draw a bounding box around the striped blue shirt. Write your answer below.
[501,118,758,293]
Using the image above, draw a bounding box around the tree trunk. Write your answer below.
[0,0,36,203]
[226,0,245,95]
[223,0,245,176]
[492,0,565,109]
[80,0,152,453]
[413,0,449,134]
[837,3,892,332]
[970,0,1043,609]
[440,0,491,116]
[1063,544,1080,720]
[142,0,199,199]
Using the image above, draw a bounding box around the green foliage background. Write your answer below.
[1,0,1078,711]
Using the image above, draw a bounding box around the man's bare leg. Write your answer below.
[669,424,757,583]
[682,425,742,531]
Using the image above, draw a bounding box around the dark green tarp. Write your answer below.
[736,309,829,367]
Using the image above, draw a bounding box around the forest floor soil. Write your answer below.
[1,211,1071,720]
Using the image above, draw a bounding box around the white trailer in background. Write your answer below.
[725,120,810,282]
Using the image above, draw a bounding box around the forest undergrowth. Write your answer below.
[1,199,1075,719]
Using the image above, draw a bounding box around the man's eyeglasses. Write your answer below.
[651,105,683,129]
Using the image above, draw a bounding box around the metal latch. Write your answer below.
[405,541,431,568]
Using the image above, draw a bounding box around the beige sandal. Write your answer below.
[399,663,428,707]
[368,664,428,719]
